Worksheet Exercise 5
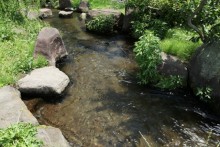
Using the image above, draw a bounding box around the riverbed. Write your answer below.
[24,11,220,146]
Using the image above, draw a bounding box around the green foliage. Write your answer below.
[0,18,48,87]
[86,15,115,34]
[0,0,41,22]
[155,75,184,90]
[0,123,43,147]
[160,28,202,61]
[196,87,212,103]
[134,31,162,84]
[89,0,125,10]
[126,0,220,42]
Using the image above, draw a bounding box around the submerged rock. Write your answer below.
[17,66,70,96]
[34,27,68,66]
[0,86,38,128]
[189,41,220,114]
[37,126,70,147]
[59,11,73,18]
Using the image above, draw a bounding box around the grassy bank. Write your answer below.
[72,0,125,12]
[160,28,202,61]
[0,18,48,87]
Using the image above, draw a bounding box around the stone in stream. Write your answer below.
[17,66,70,96]
[59,11,73,18]
[34,27,68,66]
[0,86,38,128]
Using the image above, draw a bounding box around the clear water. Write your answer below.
[24,11,220,147]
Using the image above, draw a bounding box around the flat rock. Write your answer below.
[37,126,70,147]
[59,11,73,18]
[17,66,70,96]
[0,86,38,128]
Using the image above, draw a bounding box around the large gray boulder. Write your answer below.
[34,27,68,66]
[0,86,38,128]
[189,41,220,114]
[87,9,124,30]
[37,126,70,147]
[59,0,72,10]
[17,66,70,96]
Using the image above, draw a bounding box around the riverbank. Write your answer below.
[0,18,48,87]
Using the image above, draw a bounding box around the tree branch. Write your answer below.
[187,0,208,42]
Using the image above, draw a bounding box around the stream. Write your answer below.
[24,11,220,146]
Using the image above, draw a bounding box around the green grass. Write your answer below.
[0,123,43,147]
[0,19,48,87]
[71,0,125,12]
[160,28,202,61]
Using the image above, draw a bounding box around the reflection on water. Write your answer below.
[24,11,220,146]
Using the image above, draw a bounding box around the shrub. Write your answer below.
[86,15,115,34]
[0,123,43,147]
[134,31,162,84]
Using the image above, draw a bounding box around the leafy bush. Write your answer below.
[86,15,115,34]
[0,123,43,147]
[134,31,162,84]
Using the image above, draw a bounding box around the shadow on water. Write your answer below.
[24,10,220,146]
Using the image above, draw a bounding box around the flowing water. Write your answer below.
[24,11,220,146]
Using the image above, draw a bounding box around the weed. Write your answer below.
[0,123,43,147]
[134,31,162,85]
[196,87,212,103]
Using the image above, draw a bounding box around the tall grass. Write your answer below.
[160,28,202,61]
[0,1,48,87]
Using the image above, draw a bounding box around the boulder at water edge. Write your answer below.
[37,126,70,147]
[34,27,68,66]
[189,41,220,114]
[59,11,73,18]
[77,1,90,13]
[17,66,70,96]
[0,86,38,128]
[39,8,53,18]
